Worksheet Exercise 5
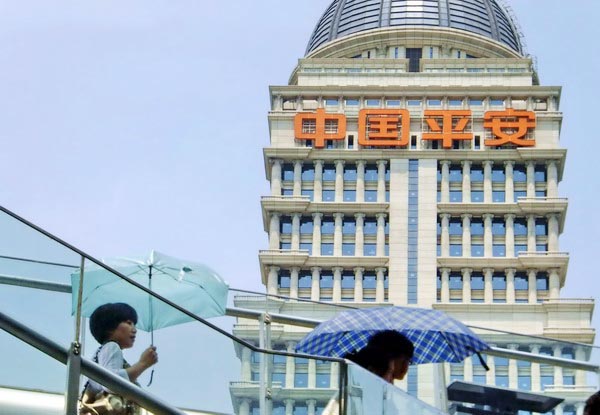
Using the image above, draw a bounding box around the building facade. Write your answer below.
[231,1,596,414]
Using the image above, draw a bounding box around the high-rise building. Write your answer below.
[232,1,596,414]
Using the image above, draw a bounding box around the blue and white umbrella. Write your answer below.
[295,306,489,364]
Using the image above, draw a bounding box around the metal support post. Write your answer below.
[259,313,273,415]
[65,341,82,414]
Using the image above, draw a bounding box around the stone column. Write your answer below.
[527,215,537,252]
[528,269,538,303]
[530,344,541,392]
[290,267,300,299]
[549,268,561,299]
[307,399,317,415]
[239,399,251,415]
[354,267,364,302]
[356,160,366,203]
[312,213,322,256]
[553,345,563,386]
[271,159,282,196]
[355,213,365,256]
[241,347,252,381]
[330,362,339,389]
[335,160,345,202]
[462,160,471,203]
[462,214,472,257]
[314,160,323,202]
[440,268,450,303]
[269,213,281,249]
[575,346,587,386]
[291,213,301,250]
[483,268,494,304]
[308,359,316,388]
[333,267,343,302]
[505,161,515,203]
[441,213,451,257]
[267,266,280,295]
[526,161,536,198]
[483,160,493,203]
[377,160,388,203]
[293,160,303,196]
[486,351,496,385]
[311,267,321,301]
[505,214,515,258]
[284,400,295,415]
[462,268,472,303]
[483,214,494,257]
[547,161,558,198]
[508,344,519,389]
[505,268,516,304]
[464,357,473,382]
[376,213,387,256]
[440,160,450,203]
[547,214,559,251]
[286,342,296,388]
[334,213,344,256]
[376,267,386,302]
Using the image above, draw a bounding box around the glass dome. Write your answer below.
[306,0,523,55]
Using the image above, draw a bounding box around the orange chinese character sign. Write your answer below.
[358,109,410,147]
[484,109,536,147]
[422,110,473,149]
[294,108,347,148]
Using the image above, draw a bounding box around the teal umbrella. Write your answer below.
[71,250,229,333]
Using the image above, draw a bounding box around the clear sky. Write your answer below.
[0,0,599,412]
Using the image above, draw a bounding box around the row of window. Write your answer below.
[279,242,389,257]
[281,188,390,202]
[439,162,549,183]
[280,215,389,235]
[439,243,548,257]
[439,189,547,202]
[437,271,550,290]
[440,217,548,236]
[277,269,388,290]
[281,162,390,182]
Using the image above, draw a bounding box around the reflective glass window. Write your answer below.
[322,189,335,201]
[343,190,356,202]
[471,191,484,203]
[301,165,315,181]
[493,244,506,257]
[300,218,313,234]
[471,244,484,257]
[364,218,377,235]
[321,243,334,256]
[344,165,357,181]
[321,217,334,234]
[282,163,294,181]
[343,218,356,234]
[322,164,336,181]
[342,243,355,256]
[364,244,377,256]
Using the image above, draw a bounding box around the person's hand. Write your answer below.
[139,346,158,368]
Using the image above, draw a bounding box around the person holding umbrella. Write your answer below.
[344,330,414,383]
[80,303,158,415]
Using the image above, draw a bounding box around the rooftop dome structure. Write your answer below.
[306,0,523,56]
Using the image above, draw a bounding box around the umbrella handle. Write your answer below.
[475,352,490,371]
[146,369,154,387]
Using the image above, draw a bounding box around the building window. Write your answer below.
[316,373,330,388]
[272,372,286,387]
[301,165,314,181]
[493,190,505,202]
[365,189,377,202]
[298,272,312,288]
[302,119,316,134]
[322,189,335,201]
[515,273,528,290]
[300,218,313,234]
[320,273,333,289]
[321,243,334,256]
[514,165,527,182]
[537,273,549,290]
[343,190,356,202]
[471,244,484,257]
[299,243,312,254]
[278,270,291,288]
[492,274,506,290]
[540,375,554,390]
[342,243,355,256]
[450,244,463,257]
[364,244,377,256]
[450,190,462,202]
[518,375,531,390]
[495,375,509,388]
[344,165,357,181]
[342,273,355,289]
[449,218,463,235]
[471,190,484,203]
[449,273,462,290]
[492,219,505,235]
[321,217,334,234]
[471,220,484,235]
[493,244,506,257]
[363,273,376,289]
[343,218,356,234]
[301,189,314,200]
[364,218,377,235]
[322,164,336,181]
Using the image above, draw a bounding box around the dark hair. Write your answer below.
[344,330,414,376]
[585,391,600,415]
[89,303,138,344]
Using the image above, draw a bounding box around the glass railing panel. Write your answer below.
[347,363,445,415]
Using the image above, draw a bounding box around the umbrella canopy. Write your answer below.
[295,306,489,364]
[71,250,229,331]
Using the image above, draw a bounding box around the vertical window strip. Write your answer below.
[408,159,419,304]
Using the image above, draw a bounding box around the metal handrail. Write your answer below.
[0,310,186,415]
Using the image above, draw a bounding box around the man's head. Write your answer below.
[584,391,600,415]
[89,303,138,344]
